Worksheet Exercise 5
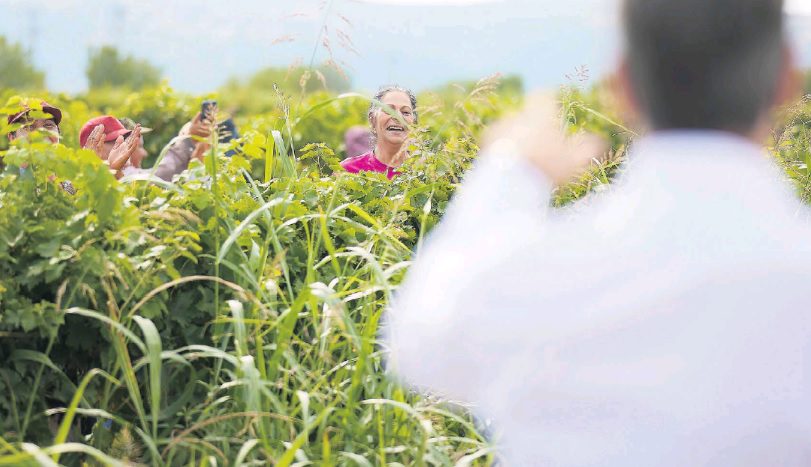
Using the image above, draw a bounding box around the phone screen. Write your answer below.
[201,100,217,122]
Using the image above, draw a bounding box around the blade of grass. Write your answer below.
[51,369,120,463]
[133,316,163,440]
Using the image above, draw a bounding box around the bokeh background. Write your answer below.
[2,0,809,95]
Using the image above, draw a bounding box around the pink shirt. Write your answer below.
[340,151,400,179]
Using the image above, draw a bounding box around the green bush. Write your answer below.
[219,64,352,116]
[0,36,45,90]
[86,46,162,91]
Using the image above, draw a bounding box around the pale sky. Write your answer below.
[0,0,809,94]
[787,0,811,15]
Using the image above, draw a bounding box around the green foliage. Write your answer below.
[771,95,811,202]
[0,36,44,90]
[419,74,523,151]
[86,46,162,90]
[553,84,633,206]
[0,80,525,465]
[240,91,370,161]
[220,64,352,115]
[427,73,524,99]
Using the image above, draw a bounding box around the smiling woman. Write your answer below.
[340,85,418,179]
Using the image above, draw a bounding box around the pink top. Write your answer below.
[340,151,400,179]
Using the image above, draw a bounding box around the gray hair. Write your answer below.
[623,0,785,133]
[368,85,418,126]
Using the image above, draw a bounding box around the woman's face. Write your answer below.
[371,91,415,147]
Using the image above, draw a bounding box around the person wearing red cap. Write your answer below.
[7,101,62,144]
[80,112,213,182]
[80,115,144,179]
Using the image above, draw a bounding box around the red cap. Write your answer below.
[79,115,131,148]
[7,101,62,126]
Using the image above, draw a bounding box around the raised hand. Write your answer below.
[189,112,213,141]
[107,125,142,173]
[482,94,607,186]
[83,124,106,159]
[187,112,215,163]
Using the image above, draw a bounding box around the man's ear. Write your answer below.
[773,44,803,110]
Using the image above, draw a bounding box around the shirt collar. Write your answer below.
[628,129,775,184]
[632,129,764,161]
[616,129,794,210]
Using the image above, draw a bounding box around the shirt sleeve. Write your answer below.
[384,143,553,401]
[151,137,196,182]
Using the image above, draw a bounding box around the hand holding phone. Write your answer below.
[189,112,213,140]
[201,100,217,124]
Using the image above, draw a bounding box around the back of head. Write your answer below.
[623,0,785,133]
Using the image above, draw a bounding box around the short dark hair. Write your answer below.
[623,0,785,132]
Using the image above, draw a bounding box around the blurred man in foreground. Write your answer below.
[387,0,811,465]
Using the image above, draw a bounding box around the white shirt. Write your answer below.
[386,131,811,466]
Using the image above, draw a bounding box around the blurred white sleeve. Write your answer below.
[385,143,552,401]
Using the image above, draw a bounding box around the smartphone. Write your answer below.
[201,100,217,122]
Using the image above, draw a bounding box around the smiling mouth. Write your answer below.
[386,125,407,132]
